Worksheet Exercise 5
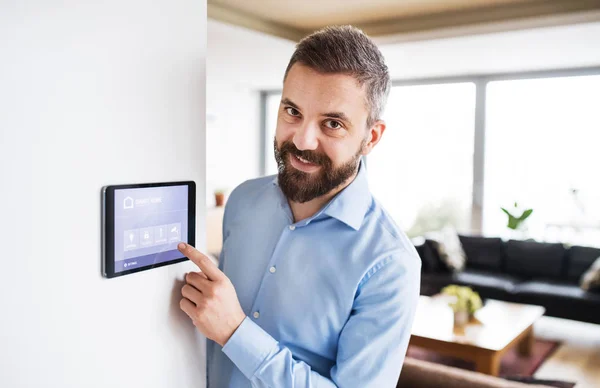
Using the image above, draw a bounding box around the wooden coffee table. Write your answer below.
[410,295,546,376]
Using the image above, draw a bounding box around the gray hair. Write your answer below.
[284,25,391,128]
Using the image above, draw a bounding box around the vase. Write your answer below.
[454,310,469,327]
[509,224,531,241]
[215,192,225,207]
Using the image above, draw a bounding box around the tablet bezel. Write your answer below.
[102,181,196,278]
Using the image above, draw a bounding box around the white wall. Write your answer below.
[0,1,207,387]
[206,20,294,203]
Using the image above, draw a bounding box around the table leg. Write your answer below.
[475,353,501,376]
[518,325,534,356]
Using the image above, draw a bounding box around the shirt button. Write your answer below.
[253,311,260,319]
[289,225,296,231]
[269,266,276,273]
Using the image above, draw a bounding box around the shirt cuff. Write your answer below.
[221,316,279,380]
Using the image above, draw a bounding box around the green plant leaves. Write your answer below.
[501,206,533,230]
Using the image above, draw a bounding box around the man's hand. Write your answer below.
[178,242,246,347]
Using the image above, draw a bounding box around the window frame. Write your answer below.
[260,66,600,234]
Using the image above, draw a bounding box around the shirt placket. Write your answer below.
[248,222,299,321]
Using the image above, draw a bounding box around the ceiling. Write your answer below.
[208,0,600,41]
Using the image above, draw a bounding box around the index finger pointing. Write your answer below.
[178,242,223,281]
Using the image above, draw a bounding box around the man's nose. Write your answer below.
[293,121,319,151]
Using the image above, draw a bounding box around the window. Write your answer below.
[368,83,476,237]
[484,75,600,246]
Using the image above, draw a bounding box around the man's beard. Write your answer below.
[273,137,364,203]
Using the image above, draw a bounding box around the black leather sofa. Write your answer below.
[414,236,600,325]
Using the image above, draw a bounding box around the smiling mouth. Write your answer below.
[289,153,321,173]
[295,154,316,165]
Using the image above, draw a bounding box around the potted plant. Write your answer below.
[441,285,483,327]
[214,189,226,207]
[501,202,533,240]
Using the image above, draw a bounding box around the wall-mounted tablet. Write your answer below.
[102,181,195,278]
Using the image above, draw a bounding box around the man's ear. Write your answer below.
[361,120,386,156]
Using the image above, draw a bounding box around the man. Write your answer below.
[178,25,421,387]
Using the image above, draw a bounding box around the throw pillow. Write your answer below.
[424,226,467,272]
[580,256,600,292]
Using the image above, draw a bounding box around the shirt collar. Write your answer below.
[322,158,371,230]
[272,158,372,231]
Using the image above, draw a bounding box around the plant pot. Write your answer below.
[509,228,526,241]
[215,192,225,207]
[454,310,469,327]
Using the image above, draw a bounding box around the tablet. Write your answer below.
[102,181,196,278]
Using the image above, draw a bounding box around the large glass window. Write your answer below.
[368,83,476,236]
[483,75,600,246]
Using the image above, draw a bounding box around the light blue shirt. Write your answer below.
[207,161,421,387]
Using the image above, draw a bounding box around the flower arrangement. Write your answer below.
[441,285,483,315]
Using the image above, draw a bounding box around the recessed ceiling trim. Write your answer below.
[208,3,305,41]
[373,9,600,44]
[209,0,600,43]
[356,0,600,37]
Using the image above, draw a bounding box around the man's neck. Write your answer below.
[288,170,359,223]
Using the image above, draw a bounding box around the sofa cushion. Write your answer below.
[420,270,519,300]
[504,240,566,280]
[497,280,600,325]
[514,281,591,300]
[420,272,454,296]
[514,279,600,308]
[453,270,518,293]
[566,246,600,282]
[459,235,504,271]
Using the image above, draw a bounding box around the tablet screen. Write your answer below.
[113,185,189,273]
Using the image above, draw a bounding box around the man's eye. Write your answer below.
[324,120,342,130]
[285,107,300,117]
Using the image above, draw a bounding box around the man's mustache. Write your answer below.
[280,142,330,166]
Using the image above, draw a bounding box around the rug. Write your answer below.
[406,338,561,377]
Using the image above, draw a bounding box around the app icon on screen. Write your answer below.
[124,229,139,252]
[168,223,181,243]
[139,227,154,247]
[123,197,134,209]
[154,225,168,245]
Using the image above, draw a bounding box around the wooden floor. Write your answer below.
[534,316,600,388]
